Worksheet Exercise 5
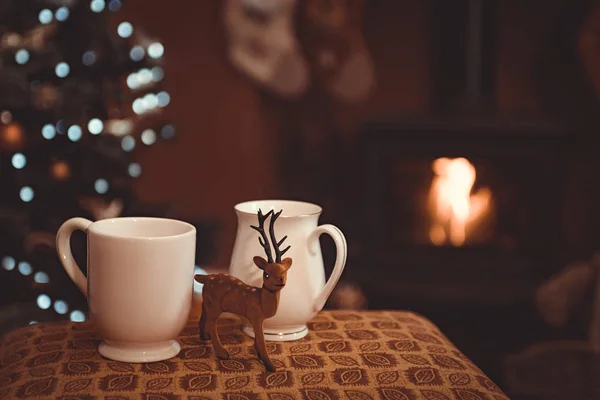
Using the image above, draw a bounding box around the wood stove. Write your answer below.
[347,115,572,394]
[355,116,569,303]
[337,0,586,390]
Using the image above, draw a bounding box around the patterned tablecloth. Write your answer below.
[0,310,508,400]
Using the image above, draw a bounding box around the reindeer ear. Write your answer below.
[281,257,293,270]
[253,256,268,270]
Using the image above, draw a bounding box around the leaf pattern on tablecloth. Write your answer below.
[0,311,506,398]
[16,378,57,397]
[400,354,430,365]
[290,343,311,353]
[329,355,359,366]
[183,361,212,372]
[377,371,400,385]
[301,371,326,385]
[99,374,137,391]
[146,377,173,390]
[29,367,54,377]
[225,375,250,390]
[62,377,92,392]
[378,387,417,400]
[142,361,177,374]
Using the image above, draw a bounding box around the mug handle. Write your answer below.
[56,218,93,297]
[308,224,347,313]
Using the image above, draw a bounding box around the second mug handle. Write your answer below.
[56,217,93,297]
[308,224,348,313]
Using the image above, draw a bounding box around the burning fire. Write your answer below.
[428,157,492,247]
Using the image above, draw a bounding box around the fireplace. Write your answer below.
[425,156,494,248]
[312,0,597,394]
[355,116,569,302]
[347,0,572,297]
[338,115,572,393]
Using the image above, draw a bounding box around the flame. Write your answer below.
[428,157,492,246]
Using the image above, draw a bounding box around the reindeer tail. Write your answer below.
[194,274,209,284]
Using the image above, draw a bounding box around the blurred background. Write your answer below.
[2,0,600,398]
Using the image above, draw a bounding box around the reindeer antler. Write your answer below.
[250,209,274,263]
[269,210,290,263]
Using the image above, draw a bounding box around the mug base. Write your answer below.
[98,340,181,363]
[242,325,309,342]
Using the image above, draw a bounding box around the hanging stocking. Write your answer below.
[223,0,309,99]
[301,0,376,102]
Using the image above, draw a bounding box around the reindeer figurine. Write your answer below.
[194,209,292,372]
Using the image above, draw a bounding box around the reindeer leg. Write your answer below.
[198,303,210,340]
[251,318,276,372]
[208,314,229,359]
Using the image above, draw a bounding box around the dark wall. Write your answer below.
[124,0,600,265]
[124,0,432,265]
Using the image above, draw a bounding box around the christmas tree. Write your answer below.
[0,0,215,333]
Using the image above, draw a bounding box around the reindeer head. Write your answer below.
[251,209,293,292]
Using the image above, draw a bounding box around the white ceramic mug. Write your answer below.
[229,200,347,341]
[56,217,196,362]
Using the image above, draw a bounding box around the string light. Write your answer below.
[34,271,50,284]
[121,135,135,151]
[147,42,164,59]
[55,62,70,78]
[37,294,51,310]
[52,160,70,181]
[18,261,32,276]
[143,93,159,110]
[94,179,109,194]
[56,120,67,134]
[109,0,122,11]
[105,119,132,136]
[20,186,34,202]
[129,46,145,62]
[1,256,15,271]
[88,118,103,134]
[0,111,12,124]
[132,98,145,114]
[195,266,207,275]
[138,69,153,85]
[70,310,86,322]
[157,91,170,107]
[141,129,156,145]
[90,0,105,12]
[15,49,29,65]
[67,125,82,142]
[55,7,70,21]
[11,153,26,169]
[117,22,133,38]
[128,163,142,178]
[127,73,139,89]
[54,300,68,314]
[39,9,53,24]
[152,67,164,82]
[82,51,96,66]
[42,124,56,139]
[2,123,23,147]
[127,68,157,90]
[161,124,175,140]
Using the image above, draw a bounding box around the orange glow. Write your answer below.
[428,157,492,246]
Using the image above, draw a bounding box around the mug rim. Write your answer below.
[88,217,196,240]
[234,199,322,218]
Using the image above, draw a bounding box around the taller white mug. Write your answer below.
[229,200,347,341]
[56,217,196,362]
